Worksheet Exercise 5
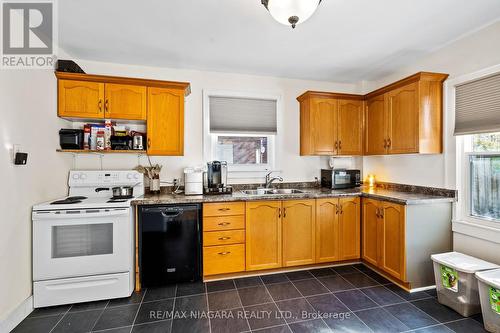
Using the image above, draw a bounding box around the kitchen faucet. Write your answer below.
[265,171,283,188]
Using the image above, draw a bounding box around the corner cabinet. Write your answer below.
[298,92,364,156]
[362,197,452,288]
[55,72,190,156]
[364,72,448,155]
[298,72,448,156]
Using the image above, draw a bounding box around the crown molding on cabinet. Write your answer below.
[55,71,191,96]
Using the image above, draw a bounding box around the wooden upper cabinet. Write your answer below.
[282,200,315,267]
[365,95,387,155]
[338,197,360,260]
[58,79,104,119]
[104,84,146,120]
[362,198,380,266]
[298,92,364,156]
[311,98,337,155]
[299,72,447,156]
[246,201,282,271]
[386,83,419,154]
[337,100,364,155]
[364,72,448,155]
[147,87,184,156]
[315,199,340,263]
[380,202,406,281]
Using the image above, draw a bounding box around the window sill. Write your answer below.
[452,220,500,244]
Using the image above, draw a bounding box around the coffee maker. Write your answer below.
[204,161,232,195]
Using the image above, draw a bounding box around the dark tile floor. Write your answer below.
[13,264,488,333]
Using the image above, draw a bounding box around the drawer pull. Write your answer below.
[218,222,231,226]
[218,208,231,211]
[218,237,231,240]
[218,251,231,255]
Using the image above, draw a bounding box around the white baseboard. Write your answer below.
[411,285,436,293]
[0,296,33,333]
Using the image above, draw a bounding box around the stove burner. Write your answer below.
[50,196,88,205]
[51,199,82,205]
[110,195,134,200]
[67,196,88,200]
[107,199,128,203]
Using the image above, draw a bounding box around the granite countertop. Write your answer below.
[132,186,455,206]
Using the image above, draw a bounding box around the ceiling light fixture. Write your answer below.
[261,0,322,29]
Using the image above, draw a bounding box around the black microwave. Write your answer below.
[321,169,361,189]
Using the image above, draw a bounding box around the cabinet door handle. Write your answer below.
[98,99,102,112]
[217,251,231,255]
[147,138,151,149]
[334,141,338,150]
[218,237,231,241]
[338,140,342,150]
[335,204,339,215]
[387,138,391,148]
[104,99,109,113]
[278,208,281,218]
[383,140,387,149]
[218,208,230,211]
[375,208,380,218]
[283,208,286,218]
[218,222,230,226]
[339,205,343,215]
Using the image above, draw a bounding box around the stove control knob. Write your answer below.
[72,174,80,179]
[80,174,87,180]
[127,173,133,179]
[134,174,140,179]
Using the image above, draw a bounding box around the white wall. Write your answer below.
[70,59,361,183]
[361,21,500,261]
[362,20,500,189]
[0,70,72,321]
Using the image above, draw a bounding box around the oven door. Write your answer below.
[32,208,131,281]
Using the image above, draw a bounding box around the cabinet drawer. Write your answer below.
[203,215,245,231]
[203,202,245,217]
[203,244,245,276]
[203,230,245,246]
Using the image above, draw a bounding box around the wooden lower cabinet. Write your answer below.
[203,244,245,276]
[245,201,282,271]
[379,202,406,280]
[338,197,361,260]
[362,198,406,281]
[203,202,246,276]
[282,200,316,267]
[316,199,340,263]
[316,197,360,263]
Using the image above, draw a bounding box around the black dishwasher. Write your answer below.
[138,204,201,287]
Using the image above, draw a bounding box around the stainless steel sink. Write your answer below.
[241,188,304,195]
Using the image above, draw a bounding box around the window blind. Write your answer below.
[209,96,277,134]
[455,72,500,135]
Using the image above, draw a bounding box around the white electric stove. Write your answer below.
[32,170,144,308]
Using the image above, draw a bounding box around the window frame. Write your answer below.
[457,135,500,228]
[202,89,281,178]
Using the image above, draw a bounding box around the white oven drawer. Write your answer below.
[33,272,131,308]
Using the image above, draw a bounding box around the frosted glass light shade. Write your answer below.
[263,0,321,28]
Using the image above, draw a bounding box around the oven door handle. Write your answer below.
[32,208,129,220]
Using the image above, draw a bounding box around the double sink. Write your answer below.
[241,188,305,196]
